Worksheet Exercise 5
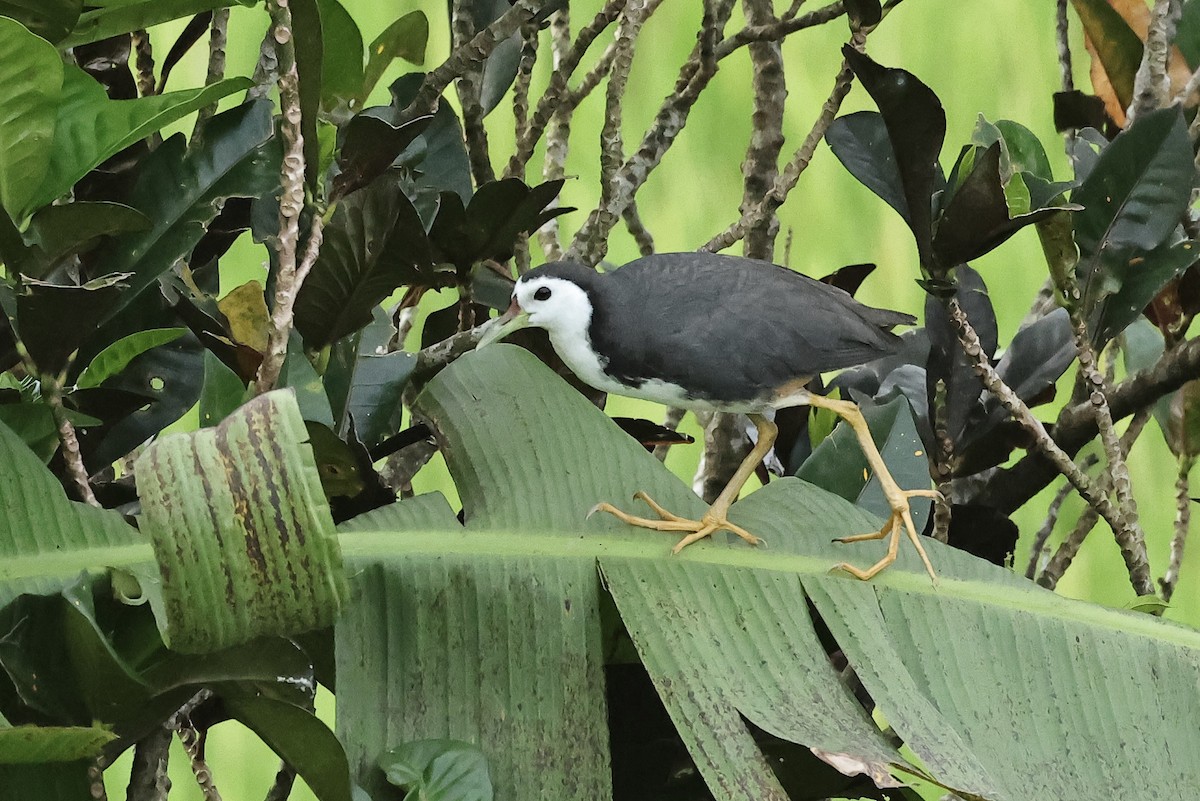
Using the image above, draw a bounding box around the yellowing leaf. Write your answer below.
[218,280,270,354]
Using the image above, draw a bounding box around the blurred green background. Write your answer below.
[105,1,1197,797]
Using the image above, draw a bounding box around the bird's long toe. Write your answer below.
[833,489,938,583]
[590,493,762,553]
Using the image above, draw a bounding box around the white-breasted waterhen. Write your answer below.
[477,252,938,581]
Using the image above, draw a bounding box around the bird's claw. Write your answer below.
[589,491,763,552]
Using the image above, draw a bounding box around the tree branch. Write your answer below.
[1162,454,1195,602]
[1129,0,1182,121]
[452,0,496,186]
[191,7,230,145]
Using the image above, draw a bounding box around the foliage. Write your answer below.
[0,2,1199,801]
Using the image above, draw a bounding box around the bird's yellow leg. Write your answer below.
[590,413,775,553]
[804,395,940,583]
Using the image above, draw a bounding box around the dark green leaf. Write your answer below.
[826,111,910,226]
[480,34,523,116]
[0,0,83,43]
[85,331,204,467]
[429,178,568,268]
[280,337,335,427]
[362,11,428,101]
[24,202,150,271]
[390,73,473,202]
[924,265,996,444]
[995,120,1054,181]
[333,111,433,199]
[842,48,945,270]
[92,100,278,323]
[23,67,253,221]
[307,421,367,500]
[843,0,881,30]
[933,143,1066,267]
[198,350,247,427]
[61,0,249,48]
[1177,0,1200,69]
[316,0,365,111]
[0,18,63,223]
[1070,0,1142,113]
[157,12,213,92]
[0,594,88,724]
[992,308,1075,415]
[380,740,494,801]
[15,274,128,377]
[291,0,324,191]
[227,696,354,801]
[1091,239,1200,347]
[1074,107,1194,304]
[795,393,933,533]
[470,263,515,310]
[0,729,113,765]
[75,328,187,390]
[0,403,60,463]
[295,173,436,349]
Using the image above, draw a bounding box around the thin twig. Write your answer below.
[568,0,735,265]
[1055,0,1073,93]
[172,691,220,801]
[507,0,630,179]
[932,379,952,544]
[1026,476,1079,580]
[452,0,496,186]
[980,334,1200,515]
[247,24,278,101]
[538,7,575,261]
[704,32,861,253]
[597,0,650,231]
[623,201,656,256]
[254,0,311,394]
[131,29,155,97]
[512,21,540,141]
[714,2,845,60]
[192,7,230,145]
[740,0,786,261]
[946,298,1157,597]
[400,1,541,124]
[1162,454,1195,601]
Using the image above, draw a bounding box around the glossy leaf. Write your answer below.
[136,390,346,653]
[991,308,1075,418]
[316,0,365,110]
[294,173,436,349]
[1178,0,1200,69]
[429,178,569,269]
[1074,107,1194,312]
[227,696,354,801]
[826,111,910,226]
[75,327,187,390]
[22,66,253,220]
[932,143,1066,268]
[0,725,114,764]
[156,11,213,92]
[62,0,249,48]
[84,330,204,468]
[924,265,996,443]
[842,48,945,269]
[291,0,323,191]
[0,18,63,223]
[1091,239,1200,347]
[92,100,278,322]
[15,274,128,377]
[0,403,61,463]
[843,0,882,29]
[333,111,433,199]
[362,11,429,100]
[0,0,83,43]
[390,73,473,202]
[24,202,150,270]
[198,350,247,427]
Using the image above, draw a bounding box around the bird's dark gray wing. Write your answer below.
[591,253,912,403]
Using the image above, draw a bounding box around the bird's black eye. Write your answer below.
[534,286,552,301]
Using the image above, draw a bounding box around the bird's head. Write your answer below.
[477,263,597,347]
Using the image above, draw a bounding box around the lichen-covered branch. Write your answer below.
[131,29,155,97]
[979,333,1200,515]
[401,0,540,124]
[739,0,786,261]
[1026,475,1078,579]
[1129,0,1182,121]
[704,32,860,253]
[255,0,311,394]
[598,0,650,224]
[946,298,1156,597]
[192,7,230,144]
[507,0,629,179]
[568,0,735,265]
[452,0,496,186]
[623,200,656,256]
[126,727,172,801]
[713,1,845,59]
[1036,411,1148,589]
[539,8,574,261]
[45,375,98,506]
[512,20,540,140]
[1162,454,1195,601]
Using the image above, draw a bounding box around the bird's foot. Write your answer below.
[589,490,762,554]
[831,488,941,583]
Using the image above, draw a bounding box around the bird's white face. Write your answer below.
[512,275,594,338]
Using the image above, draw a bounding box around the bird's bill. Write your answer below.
[476,300,530,348]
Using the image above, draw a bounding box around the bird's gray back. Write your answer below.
[589,253,913,405]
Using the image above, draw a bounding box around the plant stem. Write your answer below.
[1162,454,1195,602]
[191,7,230,145]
